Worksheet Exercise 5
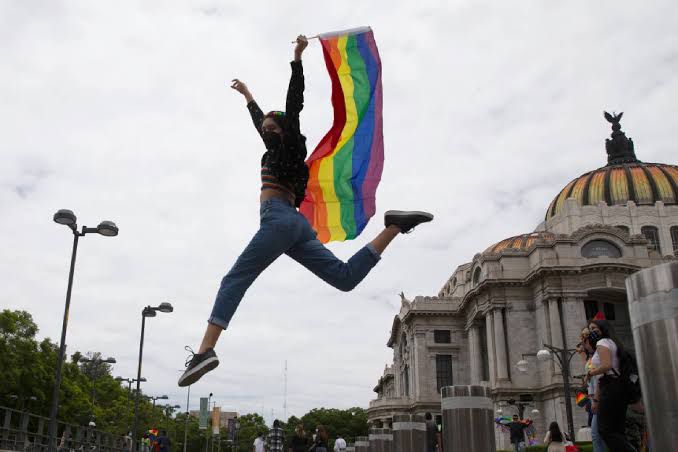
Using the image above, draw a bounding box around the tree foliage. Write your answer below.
[0,310,206,451]
[1,310,371,452]
[235,413,267,452]
[298,407,368,447]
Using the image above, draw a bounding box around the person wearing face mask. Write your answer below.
[580,326,606,452]
[586,319,636,452]
[178,35,434,387]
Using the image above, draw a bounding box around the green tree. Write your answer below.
[0,310,47,410]
[0,309,168,442]
[282,415,302,444]
[299,407,368,448]
[236,413,267,452]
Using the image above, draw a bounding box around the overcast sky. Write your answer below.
[2,1,676,425]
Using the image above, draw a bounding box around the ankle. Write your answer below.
[387,225,402,234]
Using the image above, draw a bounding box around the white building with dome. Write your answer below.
[366,113,678,449]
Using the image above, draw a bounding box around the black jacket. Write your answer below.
[247,60,309,207]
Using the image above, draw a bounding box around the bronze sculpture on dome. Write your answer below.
[604,111,638,165]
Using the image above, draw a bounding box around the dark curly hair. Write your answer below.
[590,319,625,357]
[265,110,287,130]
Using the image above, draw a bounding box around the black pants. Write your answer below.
[597,376,636,452]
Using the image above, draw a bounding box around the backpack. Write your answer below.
[614,348,642,404]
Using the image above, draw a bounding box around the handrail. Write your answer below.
[0,406,129,452]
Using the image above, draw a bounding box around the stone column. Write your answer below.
[548,298,563,377]
[493,309,509,381]
[485,312,496,385]
[392,414,426,452]
[414,331,426,399]
[626,262,678,452]
[469,326,482,384]
[441,385,496,452]
[548,298,563,349]
[354,436,369,452]
[368,428,393,452]
[563,296,587,377]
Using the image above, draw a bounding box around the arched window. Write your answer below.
[671,226,678,257]
[615,225,630,234]
[581,240,622,258]
[641,226,661,252]
[473,267,481,285]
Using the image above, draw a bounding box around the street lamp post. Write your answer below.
[183,386,191,452]
[131,302,173,452]
[115,377,148,401]
[516,346,578,441]
[9,395,38,412]
[498,398,539,420]
[234,420,239,452]
[79,356,116,419]
[162,405,181,442]
[48,210,118,452]
[205,393,213,452]
[537,344,578,442]
[148,395,169,409]
[115,377,147,435]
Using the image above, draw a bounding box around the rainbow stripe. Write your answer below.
[301,26,383,243]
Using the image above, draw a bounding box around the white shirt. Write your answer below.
[253,436,265,452]
[591,338,620,375]
[334,438,347,451]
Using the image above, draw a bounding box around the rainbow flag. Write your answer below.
[301,26,383,243]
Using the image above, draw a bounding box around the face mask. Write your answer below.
[588,330,601,346]
[262,131,282,150]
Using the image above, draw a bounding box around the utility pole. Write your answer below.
[183,385,190,452]
[283,360,288,422]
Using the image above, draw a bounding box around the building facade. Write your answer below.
[367,114,678,449]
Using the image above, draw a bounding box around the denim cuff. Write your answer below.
[365,243,381,262]
[208,316,229,330]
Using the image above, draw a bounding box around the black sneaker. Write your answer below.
[384,210,434,233]
[178,347,219,387]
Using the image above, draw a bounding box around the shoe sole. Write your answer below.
[385,210,434,222]
[178,356,220,387]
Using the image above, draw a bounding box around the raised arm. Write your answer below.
[285,35,308,128]
[231,78,264,136]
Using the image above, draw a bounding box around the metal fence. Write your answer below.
[0,406,128,452]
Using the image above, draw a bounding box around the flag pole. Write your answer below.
[291,35,318,43]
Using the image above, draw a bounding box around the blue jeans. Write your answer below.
[591,413,606,452]
[209,198,381,328]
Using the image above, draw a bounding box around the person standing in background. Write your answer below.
[288,424,308,452]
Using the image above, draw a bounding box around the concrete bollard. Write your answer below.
[354,436,369,452]
[441,385,496,452]
[626,262,678,452]
[368,428,393,452]
[392,414,426,452]
[346,443,355,452]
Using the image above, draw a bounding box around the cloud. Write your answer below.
[1,0,676,425]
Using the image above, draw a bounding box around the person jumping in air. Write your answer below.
[178,35,433,387]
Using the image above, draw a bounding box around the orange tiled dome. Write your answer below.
[484,231,556,254]
[546,162,678,219]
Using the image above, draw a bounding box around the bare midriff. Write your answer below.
[260,188,295,206]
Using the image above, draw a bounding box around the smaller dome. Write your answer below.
[484,231,556,254]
